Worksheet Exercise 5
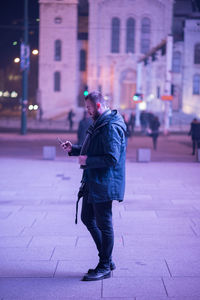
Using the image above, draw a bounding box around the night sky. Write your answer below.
[0,0,39,69]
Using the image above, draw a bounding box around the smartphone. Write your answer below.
[57,137,63,144]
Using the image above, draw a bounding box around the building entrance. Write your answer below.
[120,69,136,109]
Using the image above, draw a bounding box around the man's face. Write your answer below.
[85,99,100,120]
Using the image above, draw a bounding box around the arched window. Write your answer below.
[141,17,151,54]
[172,51,181,73]
[54,71,61,91]
[193,74,200,94]
[80,49,86,71]
[111,17,120,53]
[126,18,135,53]
[194,44,200,64]
[54,40,62,61]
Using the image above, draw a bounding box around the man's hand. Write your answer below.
[79,155,87,166]
[61,141,72,153]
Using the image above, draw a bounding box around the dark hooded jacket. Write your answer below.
[70,109,127,203]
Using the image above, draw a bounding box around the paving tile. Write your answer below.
[102,277,167,298]
[135,297,168,300]
[115,219,194,237]
[55,259,98,276]
[155,209,200,218]
[0,224,25,236]
[0,205,22,213]
[0,237,31,248]
[166,259,200,276]
[0,260,57,277]
[29,236,76,247]
[136,297,200,300]
[0,247,54,261]
[120,210,157,219]
[0,278,101,299]
[0,212,11,219]
[51,245,97,261]
[112,259,170,277]
[123,235,200,249]
[163,277,200,297]
[21,221,86,236]
[112,244,200,262]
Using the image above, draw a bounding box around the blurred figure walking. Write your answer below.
[188,118,200,155]
[148,116,160,150]
[128,112,135,136]
[67,109,75,131]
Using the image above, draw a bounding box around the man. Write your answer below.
[61,91,126,281]
[188,118,200,155]
[67,109,75,131]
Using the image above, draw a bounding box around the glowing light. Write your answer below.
[0,91,3,97]
[147,94,155,102]
[32,49,39,55]
[133,93,143,102]
[83,90,89,96]
[33,105,38,110]
[36,18,40,22]
[14,57,20,63]
[11,91,18,98]
[3,91,10,97]
[29,105,34,110]
[13,41,18,46]
[139,102,147,110]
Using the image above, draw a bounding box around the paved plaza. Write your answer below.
[0,133,200,299]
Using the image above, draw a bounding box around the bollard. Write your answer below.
[43,146,56,160]
[137,148,151,162]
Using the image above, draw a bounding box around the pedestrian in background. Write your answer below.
[67,109,75,131]
[77,111,93,145]
[147,115,160,150]
[128,112,135,136]
[188,118,200,155]
[61,91,126,281]
[140,110,148,134]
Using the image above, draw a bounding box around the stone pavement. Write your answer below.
[0,154,200,299]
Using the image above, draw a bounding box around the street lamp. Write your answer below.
[20,0,29,135]
[32,49,39,55]
[14,57,20,63]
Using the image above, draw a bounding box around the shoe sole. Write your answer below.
[82,272,111,281]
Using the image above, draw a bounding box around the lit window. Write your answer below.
[126,18,135,53]
[111,18,120,53]
[80,49,86,71]
[54,40,62,61]
[193,74,200,95]
[194,44,200,64]
[141,18,151,54]
[54,71,61,91]
[172,51,181,73]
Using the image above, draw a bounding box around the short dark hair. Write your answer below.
[85,91,106,106]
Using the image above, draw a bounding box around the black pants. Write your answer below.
[192,139,200,154]
[81,195,114,269]
[151,133,159,150]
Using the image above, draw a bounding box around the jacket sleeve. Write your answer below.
[69,145,82,156]
[86,124,124,168]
